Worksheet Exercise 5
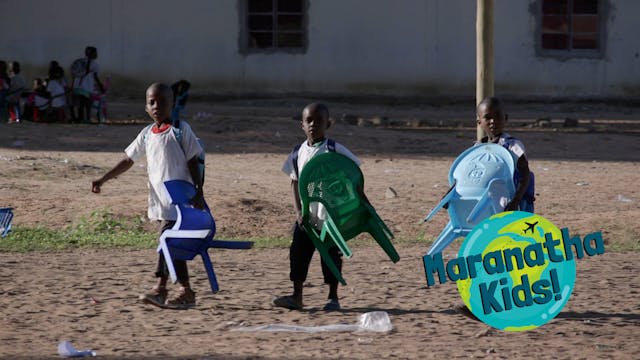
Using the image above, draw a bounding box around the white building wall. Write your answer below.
[0,0,637,98]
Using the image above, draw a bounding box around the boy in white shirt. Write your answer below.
[91,83,204,309]
[273,103,360,311]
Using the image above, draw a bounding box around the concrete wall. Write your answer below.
[1,0,638,98]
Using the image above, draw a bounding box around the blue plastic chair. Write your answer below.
[0,207,13,237]
[423,144,516,256]
[157,180,253,293]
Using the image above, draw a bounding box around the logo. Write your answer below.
[424,211,605,331]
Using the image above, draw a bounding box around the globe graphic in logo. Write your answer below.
[456,211,576,331]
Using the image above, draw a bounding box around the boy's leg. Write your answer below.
[154,220,196,309]
[273,222,314,310]
[320,246,342,311]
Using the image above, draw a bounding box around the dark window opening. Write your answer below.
[246,0,305,50]
[541,0,600,51]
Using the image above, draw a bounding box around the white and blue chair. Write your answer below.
[157,180,253,293]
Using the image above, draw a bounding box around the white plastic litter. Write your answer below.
[616,194,633,203]
[57,340,96,357]
[233,311,392,333]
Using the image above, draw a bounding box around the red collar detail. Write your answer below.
[151,122,171,134]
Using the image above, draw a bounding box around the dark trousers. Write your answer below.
[73,94,91,122]
[155,220,189,282]
[290,222,342,285]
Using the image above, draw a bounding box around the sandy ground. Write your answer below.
[0,99,639,359]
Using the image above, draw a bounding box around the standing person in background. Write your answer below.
[70,46,104,123]
[0,61,11,122]
[7,61,27,123]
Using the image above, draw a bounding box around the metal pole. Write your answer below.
[476,0,494,141]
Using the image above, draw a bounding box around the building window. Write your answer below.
[540,0,602,55]
[245,0,306,51]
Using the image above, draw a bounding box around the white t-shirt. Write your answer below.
[47,79,67,108]
[125,122,203,221]
[73,59,99,94]
[282,139,361,227]
[7,74,26,102]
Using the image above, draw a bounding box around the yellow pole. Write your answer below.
[476,0,494,141]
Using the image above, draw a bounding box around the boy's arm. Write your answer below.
[93,73,105,94]
[291,180,303,225]
[91,156,134,193]
[187,155,205,209]
[505,155,531,211]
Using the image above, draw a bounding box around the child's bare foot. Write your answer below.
[164,287,196,309]
[139,286,168,308]
[272,295,303,310]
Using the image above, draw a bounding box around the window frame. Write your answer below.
[239,0,309,54]
[535,0,607,59]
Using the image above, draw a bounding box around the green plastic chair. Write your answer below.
[298,152,400,285]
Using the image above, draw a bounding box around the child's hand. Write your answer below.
[504,200,519,212]
[190,193,206,210]
[91,180,102,193]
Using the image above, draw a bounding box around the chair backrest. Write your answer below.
[449,143,516,198]
[298,153,364,229]
[163,180,215,235]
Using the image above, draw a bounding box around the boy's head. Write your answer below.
[145,83,173,125]
[8,61,20,74]
[476,97,508,139]
[301,103,330,144]
[33,78,44,89]
[85,46,98,59]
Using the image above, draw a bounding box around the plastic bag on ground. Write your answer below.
[233,311,392,333]
[57,340,96,357]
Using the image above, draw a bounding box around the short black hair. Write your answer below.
[303,103,329,119]
[478,96,503,110]
[9,61,20,73]
[146,82,173,101]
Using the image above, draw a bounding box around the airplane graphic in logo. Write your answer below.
[523,221,538,234]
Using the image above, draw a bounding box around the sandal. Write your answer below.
[272,295,303,310]
[322,299,341,311]
[164,287,196,310]
[139,286,168,308]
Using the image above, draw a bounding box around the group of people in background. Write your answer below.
[0,46,106,124]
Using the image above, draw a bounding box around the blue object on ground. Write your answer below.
[0,207,13,237]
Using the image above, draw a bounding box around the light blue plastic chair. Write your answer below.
[0,207,13,237]
[423,144,516,256]
[157,180,253,293]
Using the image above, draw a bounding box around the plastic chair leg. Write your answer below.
[306,226,347,285]
[158,237,179,284]
[426,222,461,256]
[322,216,352,258]
[208,239,254,249]
[368,221,400,263]
[200,250,220,293]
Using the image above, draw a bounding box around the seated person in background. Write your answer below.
[46,63,69,122]
[24,78,51,122]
